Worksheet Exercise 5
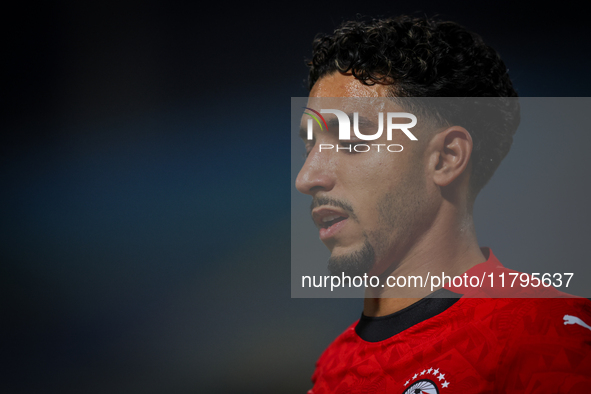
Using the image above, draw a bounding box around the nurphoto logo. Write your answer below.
[303,107,418,153]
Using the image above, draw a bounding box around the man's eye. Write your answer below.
[339,142,364,153]
[303,143,314,159]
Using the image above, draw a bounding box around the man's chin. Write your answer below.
[327,239,375,277]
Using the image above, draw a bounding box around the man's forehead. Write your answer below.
[309,72,389,98]
[303,98,399,119]
[306,73,400,116]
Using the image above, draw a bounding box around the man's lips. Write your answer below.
[311,207,349,240]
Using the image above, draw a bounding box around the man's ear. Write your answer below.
[427,126,473,187]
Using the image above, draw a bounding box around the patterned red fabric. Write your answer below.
[309,251,591,393]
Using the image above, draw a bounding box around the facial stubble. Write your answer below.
[327,162,432,278]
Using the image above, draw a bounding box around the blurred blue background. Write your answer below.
[2,1,590,393]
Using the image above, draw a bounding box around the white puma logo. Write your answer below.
[563,315,591,332]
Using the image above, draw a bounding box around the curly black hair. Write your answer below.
[308,15,520,196]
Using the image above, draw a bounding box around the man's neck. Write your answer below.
[362,216,486,317]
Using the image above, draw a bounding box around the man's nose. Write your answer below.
[295,148,335,196]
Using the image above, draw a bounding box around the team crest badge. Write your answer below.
[402,367,449,393]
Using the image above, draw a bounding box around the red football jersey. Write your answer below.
[309,250,591,393]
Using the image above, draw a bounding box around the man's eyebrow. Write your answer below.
[326,118,340,129]
[325,114,375,129]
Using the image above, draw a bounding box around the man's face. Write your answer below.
[296,73,437,277]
